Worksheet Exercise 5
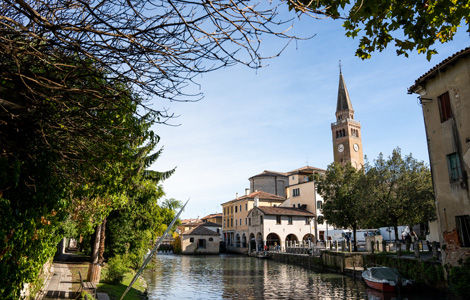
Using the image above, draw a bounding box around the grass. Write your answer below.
[65,251,146,300]
[97,266,147,300]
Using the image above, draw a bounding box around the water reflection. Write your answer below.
[143,254,449,300]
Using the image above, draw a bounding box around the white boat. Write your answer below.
[362,267,412,292]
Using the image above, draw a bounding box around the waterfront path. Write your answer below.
[40,251,109,300]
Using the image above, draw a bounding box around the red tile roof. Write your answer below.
[254,206,315,217]
[182,225,220,236]
[408,47,470,93]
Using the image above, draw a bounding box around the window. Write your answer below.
[240,204,242,211]
[288,216,293,225]
[235,206,238,213]
[447,153,463,181]
[231,206,233,214]
[249,218,251,226]
[276,216,281,224]
[438,91,452,123]
[456,215,470,247]
[293,188,300,197]
[209,237,214,241]
[231,218,233,227]
[292,204,295,208]
[240,218,242,226]
[236,219,237,226]
[198,239,206,249]
[305,217,310,225]
[190,237,194,242]
[245,203,248,210]
[224,219,225,227]
[217,229,220,234]
[317,201,323,210]
[292,176,295,180]
[260,216,263,225]
[245,218,247,225]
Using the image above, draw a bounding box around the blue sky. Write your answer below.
[150,11,470,219]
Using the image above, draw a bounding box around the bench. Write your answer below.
[78,271,97,299]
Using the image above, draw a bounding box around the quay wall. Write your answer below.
[270,251,445,290]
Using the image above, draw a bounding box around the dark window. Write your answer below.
[245,203,248,210]
[276,216,281,224]
[456,215,470,247]
[317,201,323,210]
[447,153,463,181]
[235,206,238,213]
[260,216,263,225]
[217,229,220,234]
[209,237,214,241]
[190,237,194,242]
[305,217,310,225]
[198,239,206,249]
[438,92,452,123]
[231,218,233,227]
[288,216,293,225]
[240,204,242,211]
[293,188,300,197]
[249,218,251,226]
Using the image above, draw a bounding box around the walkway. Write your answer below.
[40,251,109,300]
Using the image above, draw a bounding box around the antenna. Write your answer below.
[338,60,342,73]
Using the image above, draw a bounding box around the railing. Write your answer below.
[331,118,361,126]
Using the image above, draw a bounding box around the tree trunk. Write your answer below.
[98,217,106,265]
[87,221,102,283]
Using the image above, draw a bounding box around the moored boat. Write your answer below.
[362,267,412,292]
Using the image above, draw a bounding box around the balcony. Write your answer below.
[331,118,361,127]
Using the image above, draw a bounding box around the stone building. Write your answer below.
[408,47,470,266]
[249,170,289,197]
[331,70,364,170]
[180,225,220,254]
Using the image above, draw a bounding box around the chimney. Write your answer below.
[245,188,250,196]
[236,192,238,199]
[254,196,259,207]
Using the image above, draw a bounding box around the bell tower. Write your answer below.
[331,69,364,170]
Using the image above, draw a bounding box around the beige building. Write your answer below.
[180,225,220,254]
[221,190,285,253]
[331,70,364,170]
[409,47,470,266]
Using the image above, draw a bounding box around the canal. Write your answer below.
[143,254,450,300]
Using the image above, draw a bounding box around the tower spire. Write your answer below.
[336,69,353,112]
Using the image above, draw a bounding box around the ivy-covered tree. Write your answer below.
[288,0,469,60]
[364,148,435,240]
[316,162,366,251]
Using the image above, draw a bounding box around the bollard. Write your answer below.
[341,240,345,252]
[432,241,439,259]
[414,240,420,258]
[349,241,352,253]
[396,241,402,256]
[376,240,380,252]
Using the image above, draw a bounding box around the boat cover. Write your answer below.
[370,268,401,282]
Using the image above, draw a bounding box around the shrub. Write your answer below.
[105,255,128,284]
[449,258,470,296]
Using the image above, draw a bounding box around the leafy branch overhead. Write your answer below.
[288,0,469,60]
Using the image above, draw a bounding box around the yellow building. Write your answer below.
[221,190,285,253]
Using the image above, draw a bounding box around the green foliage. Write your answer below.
[363,148,435,239]
[172,232,182,254]
[317,162,366,249]
[105,255,129,284]
[291,0,470,60]
[449,258,470,296]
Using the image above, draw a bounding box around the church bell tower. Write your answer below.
[331,69,364,170]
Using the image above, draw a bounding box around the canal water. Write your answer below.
[143,254,450,300]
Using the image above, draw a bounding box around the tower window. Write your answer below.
[447,153,463,182]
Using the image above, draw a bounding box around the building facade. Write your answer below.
[247,206,315,252]
[249,170,289,197]
[180,225,220,254]
[331,71,364,170]
[409,47,470,266]
[221,190,286,254]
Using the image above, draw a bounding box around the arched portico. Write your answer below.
[249,233,256,253]
[303,233,315,243]
[236,234,241,247]
[285,234,299,248]
[242,233,247,248]
[266,233,281,250]
[256,232,263,251]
